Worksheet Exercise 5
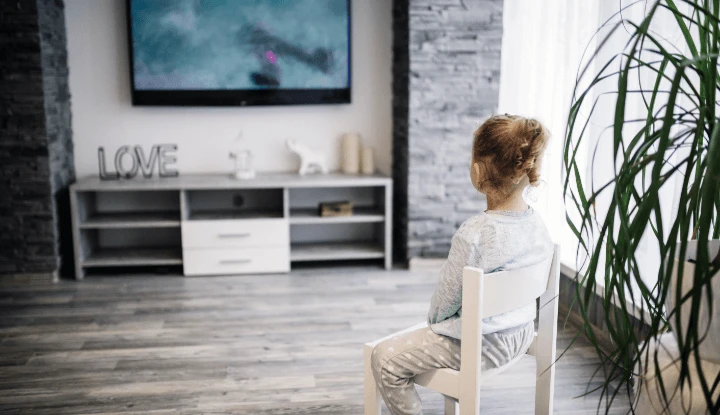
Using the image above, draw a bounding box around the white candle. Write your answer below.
[361,146,374,175]
[341,133,360,174]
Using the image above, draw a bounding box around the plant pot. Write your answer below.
[634,240,720,414]
[668,239,720,363]
[634,332,720,415]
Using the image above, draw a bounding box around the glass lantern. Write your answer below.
[231,149,255,180]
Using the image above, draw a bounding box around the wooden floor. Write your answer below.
[0,266,630,414]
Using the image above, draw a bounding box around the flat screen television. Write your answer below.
[126,0,351,106]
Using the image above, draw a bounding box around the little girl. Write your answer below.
[371,114,554,415]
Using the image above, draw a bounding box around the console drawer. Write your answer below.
[182,219,288,248]
[183,247,290,276]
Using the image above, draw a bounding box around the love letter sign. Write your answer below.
[98,144,178,180]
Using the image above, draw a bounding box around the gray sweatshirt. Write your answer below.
[427,208,554,339]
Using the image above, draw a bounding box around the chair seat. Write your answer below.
[365,323,530,399]
[364,321,428,348]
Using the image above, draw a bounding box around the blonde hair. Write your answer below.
[472,114,549,193]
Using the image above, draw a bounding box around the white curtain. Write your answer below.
[498,0,698,289]
[498,0,601,267]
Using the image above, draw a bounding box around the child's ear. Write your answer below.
[471,162,483,189]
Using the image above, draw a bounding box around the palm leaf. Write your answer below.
[563,0,720,413]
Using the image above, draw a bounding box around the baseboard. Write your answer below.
[0,271,58,286]
[558,271,616,354]
[558,272,651,356]
[558,302,615,354]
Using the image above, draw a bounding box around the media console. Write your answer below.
[70,173,392,279]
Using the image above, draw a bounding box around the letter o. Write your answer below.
[115,145,139,179]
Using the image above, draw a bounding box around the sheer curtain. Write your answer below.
[498,1,696,288]
[497,0,601,267]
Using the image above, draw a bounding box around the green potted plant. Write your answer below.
[563,0,720,413]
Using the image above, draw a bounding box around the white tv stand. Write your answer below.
[70,173,393,279]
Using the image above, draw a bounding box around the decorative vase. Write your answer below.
[341,133,360,174]
[361,146,374,175]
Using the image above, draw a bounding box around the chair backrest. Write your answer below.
[458,244,561,415]
[477,257,554,318]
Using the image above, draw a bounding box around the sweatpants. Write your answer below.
[370,321,535,415]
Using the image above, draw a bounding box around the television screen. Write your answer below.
[127,0,351,106]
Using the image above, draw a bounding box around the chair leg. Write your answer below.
[535,362,554,415]
[444,396,459,415]
[364,345,382,415]
[535,324,556,415]
[535,248,559,415]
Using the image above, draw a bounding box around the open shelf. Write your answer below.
[184,188,284,221]
[83,247,183,267]
[70,173,392,278]
[290,242,385,262]
[80,211,181,229]
[188,209,284,221]
[289,207,384,224]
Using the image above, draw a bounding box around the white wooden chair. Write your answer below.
[364,245,560,415]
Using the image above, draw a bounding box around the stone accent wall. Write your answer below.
[0,0,74,282]
[38,0,75,279]
[393,0,502,260]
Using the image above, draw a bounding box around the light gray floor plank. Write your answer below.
[0,267,629,414]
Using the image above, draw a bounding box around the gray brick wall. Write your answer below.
[38,0,76,279]
[394,0,501,260]
[39,0,74,196]
[0,0,74,282]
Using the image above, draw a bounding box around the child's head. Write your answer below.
[470,114,549,196]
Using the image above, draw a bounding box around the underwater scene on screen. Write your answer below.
[130,0,350,91]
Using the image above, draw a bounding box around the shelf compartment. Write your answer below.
[289,207,385,224]
[83,247,183,267]
[80,211,181,229]
[184,189,284,221]
[290,242,385,262]
[78,227,182,269]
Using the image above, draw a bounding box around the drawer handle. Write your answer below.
[217,233,251,238]
[219,259,252,265]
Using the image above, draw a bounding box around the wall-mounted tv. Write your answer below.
[126,0,351,107]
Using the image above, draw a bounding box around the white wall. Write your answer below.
[65,0,392,178]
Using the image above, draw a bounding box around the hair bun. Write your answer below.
[472,114,550,192]
[515,118,548,181]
